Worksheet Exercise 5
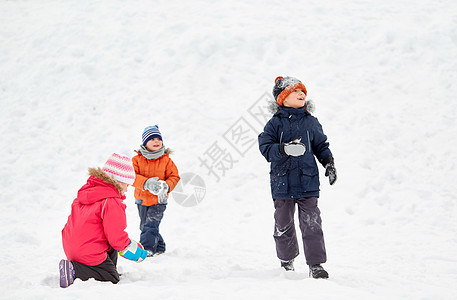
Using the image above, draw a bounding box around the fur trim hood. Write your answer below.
[267,98,316,115]
[88,167,125,195]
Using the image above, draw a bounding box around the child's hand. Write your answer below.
[119,240,147,262]
[325,160,337,185]
[144,177,161,194]
[280,137,306,156]
[157,181,169,204]
[145,178,169,203]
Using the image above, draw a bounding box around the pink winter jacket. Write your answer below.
[62,171,131,266]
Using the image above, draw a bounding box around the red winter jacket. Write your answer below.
[62,170,131,266]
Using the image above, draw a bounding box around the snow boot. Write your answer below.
[280,259,295,271]
[59,259,75,288]
[146,250,165,257]
[309,264,328,279]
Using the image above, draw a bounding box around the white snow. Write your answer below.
[1,0,456,299]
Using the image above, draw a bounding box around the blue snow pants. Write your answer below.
[273,197,327,266]
[136,201,167,254]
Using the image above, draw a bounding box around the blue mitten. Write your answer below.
[119,240,147,262]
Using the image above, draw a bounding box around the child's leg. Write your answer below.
[137,201,148,231]
[296,197,327,266]
[156,232,166,253]
[138,203,165,251]
[273,199,299,261]
[107,247,118,267]
[139,204,167,253]
[71,248,120,284]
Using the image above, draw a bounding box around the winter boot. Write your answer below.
[59,259,75,288]
[309,264,329,279]
[146,250,165,257]
[280,259,295,271]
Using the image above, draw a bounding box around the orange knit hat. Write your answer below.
[272,76,307,106]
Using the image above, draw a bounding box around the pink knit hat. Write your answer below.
[102,152,135,185]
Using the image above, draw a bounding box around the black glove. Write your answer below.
[324,158,337,185]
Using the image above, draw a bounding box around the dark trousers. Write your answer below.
[72,248,120,284]
[273,197,327,265]
[137,203,167,254]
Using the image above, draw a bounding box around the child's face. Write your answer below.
[283,89,306,108]
[120,182,129,194]
[145,138,163,152]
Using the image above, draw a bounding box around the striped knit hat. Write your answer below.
[102,152,135,185]
[142,125,162,146]
[272,76,307,107]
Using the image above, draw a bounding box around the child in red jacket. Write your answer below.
[60,151,147,288]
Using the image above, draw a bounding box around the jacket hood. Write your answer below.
[267,97,315,115]
[76,168,125,205]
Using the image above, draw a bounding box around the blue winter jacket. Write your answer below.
[258,106,332,199]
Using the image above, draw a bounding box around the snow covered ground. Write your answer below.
[1,0,456,299]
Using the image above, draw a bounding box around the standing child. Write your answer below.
[60,151,148,288]
[258,76,337,279]
[132,125,180,256]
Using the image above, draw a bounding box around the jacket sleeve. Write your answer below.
[311,118,333,166]
[165,158,180,192]
[132,155,148,190]
[258,118,284,162]
[101,198,131,251]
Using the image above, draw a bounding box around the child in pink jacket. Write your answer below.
[60,151,147,288]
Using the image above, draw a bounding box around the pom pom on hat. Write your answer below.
[142,125,162,146]
[102,152,135,185]
[272,76,307,107]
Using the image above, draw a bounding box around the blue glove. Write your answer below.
[119,240,147,262]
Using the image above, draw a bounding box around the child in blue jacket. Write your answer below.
[258,76,337,279]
